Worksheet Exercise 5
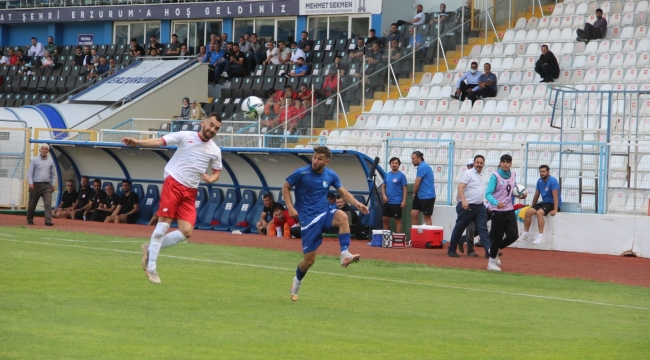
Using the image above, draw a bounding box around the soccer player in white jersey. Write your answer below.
[122,114,223,284]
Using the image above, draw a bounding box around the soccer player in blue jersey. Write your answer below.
[283,146,369,301]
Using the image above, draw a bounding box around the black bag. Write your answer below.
[355,226,371,240]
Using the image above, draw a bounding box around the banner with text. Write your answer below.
[299,0,382,15]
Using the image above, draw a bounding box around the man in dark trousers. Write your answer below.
[71,175,93,220]
[576,8,607,42]
[535,45,560,83]
[467,63,497,104]
[26,144,56,226]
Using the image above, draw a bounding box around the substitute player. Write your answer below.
[283,146,368,301]
[122,114,223,284]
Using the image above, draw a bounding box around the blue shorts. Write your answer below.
[300,209,337,254]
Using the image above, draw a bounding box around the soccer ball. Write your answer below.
[513,184,527,198]
[242,96,264,119]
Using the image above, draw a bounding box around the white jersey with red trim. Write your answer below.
[161,131,222,189]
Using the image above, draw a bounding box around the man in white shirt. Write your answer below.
[396,4,426,27]
[263,40,280,65]
[451,61,482,101]
[289,41,306,64]
[0,54,9,65]
[447,155,492,258]
[28,37,45,57]
[122,114,223,285]
[278,41,291,64]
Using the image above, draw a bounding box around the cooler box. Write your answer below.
[371,230,384,247]
[410,225,444,249]
[391,233,406,248]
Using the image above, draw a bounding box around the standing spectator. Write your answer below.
[385,23,403,44]
[485,154,522,271]
[395,4,426,27]
[147,35,164,56]
[105,180,140,224]
[256,193,283,235]
[166,34,182,56]
[223,43,245,78]
[430,3,451,28]
[71,176,93,220]
[45,36,58,55]
[278,41,291,64]
[455,0,472,43]
[321,69,342,97]
[84,179,106,220]
[53,179,78,219]
[28,37,45,57]
[577,8,607,43]
[179,45,192,60]
[238,36,252,53]
[518,165,562,245]
[535,44,560,83]
[451,61,481,101]
[263,40,280,65]
[91,183,119,222]
[410,150,435,226]
[467,63,497,104]
[189,100,206,120]
[447,155,492,258]
[129,38,145,56]
[176,97,191,119]
[269,204,299,238]
[286,57,308,77]
[7,48,19,65]
[73,46,85,66]
[365,29,379,45]
[196,45,207,62]
[248,33,263,62]
[17,49,29,66]
[206,34,219,47]
[26,144,55,226]
[381,157,407,233]
[297,31,313,51]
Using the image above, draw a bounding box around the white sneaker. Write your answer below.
[145,269,161,284]
[221,71,229,78]
[516,232,531,242]
[290,276,302,301]
[532,235,545,245]
[341,250,361,267]
[487,261,502,272]
[495,254,501,266]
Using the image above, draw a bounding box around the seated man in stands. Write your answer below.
[327,193,337,209]
[467,63,497,104]
[41,52,55,67]
[147,35,164,56]
[369,43,383,61]
[179,44,192,60]
[6,48,19,65]
[165,34,182,56]
[205,42,227,82]
[91,183,119,222]
[256,193,283,235]
[321,68,342,97]
[196,45,207,62]
[45,36,58,56]
[106,58,118,76]
[297,84,314,106]
[28,37,45,57]
[105,180,140,224]
[455,0,472,44]
[16,49,29,66]
[222,42,245,79]
[297,31,313,51]
[407,26,425,57]
[451,61,481,101]
[88,56,109,79]
[147,48,161,60]
[260,99,298,133]
[264,85,298,115]
[291,99,307,128]
[289,41,306,65]
[71,176,93,220]
[385,23,403,45]
[429,3,452,28]
[395,4,426,28]
[262,40,280,65]
[535,44,560,83]
[269,204,300,238]
[73,46,85,66]
[353,57,380,93]
[84,178,106,221]
[286,57,308,77]
[129,38,145,57]
[348,38,366,62]
[335,194,361,229]
[238,36,252,53]
[277,41,291,64]
[385,39,402,61]
[53,179,78,219]
[576,8,607,43]
[365,29,379,45]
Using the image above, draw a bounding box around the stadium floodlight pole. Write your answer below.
[362,54,366,107]
[310,84,314,138]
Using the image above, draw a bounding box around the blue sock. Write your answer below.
[339,233,351,252]
[296,266,307,281]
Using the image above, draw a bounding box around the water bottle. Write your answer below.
[11,201,15,211]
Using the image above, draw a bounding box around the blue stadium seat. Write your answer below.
[212,189,240,231]
[229,190,256,233]
[136,185,160,225]
[196,187,224,230]
[249,191,269,234]
[352,194,372,226]
[115,184,124,198]
[131,183,145,202]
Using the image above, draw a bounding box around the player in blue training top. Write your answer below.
[283,146,369,302]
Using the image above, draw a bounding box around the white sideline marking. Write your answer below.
[43,237,140,243]
[0,233,15,237]
[2,238,649,312]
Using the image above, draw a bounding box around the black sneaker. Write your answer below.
[447,250,460,258]
[45,222,53,226]
[467,251,478,257]
[459,241,465,253]
[540,79,547,83]
[450,95,459,100]
[547,79,555,83]
[27,220,34,225]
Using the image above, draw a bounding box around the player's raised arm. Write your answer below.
[337,186,369,214]
[122,137,166,147]
[282,181,298,218]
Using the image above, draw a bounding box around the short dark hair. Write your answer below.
[76,46,82,50]
[313,146,332,159]
[335,55,342,60]
[130,38,137,43]
[500,154,513,163]
[391,22,398,27]
[539,165,550,171]
[285,85,293,90]
[541,44,548,49]
[31,37,37,41]
[272,204,285,213]
[171,34,177,38]
[302,31,309,35]
[596,8,603,12]
[81,175,89,181]
[471,61,478,66]
[207,113,223,122]
[335,194,343,200]
[93,178,102,185]
[262,193,273,200]
[370,29,376,33]
[67,179,75,184]
[150,35,157,38]
[327,193,336,200]
[122,179,131,185]
[389,157,401,165]
[474,154,485,162]
[290,41,298,47]
[412,150,424,160]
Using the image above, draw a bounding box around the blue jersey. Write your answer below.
[385,171,407,204]
[416,161,436,199]
[536,176,562,206]
[286,165,342,224]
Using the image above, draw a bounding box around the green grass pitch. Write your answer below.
[1,226,649,359]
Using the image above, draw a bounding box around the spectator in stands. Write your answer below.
[28,37,45,57]
[166,34,182,56]
[105,180,139,224]
[395,4,426,27]
[264,85,297,115]
[147,35,164,56]
[336,194,361,227]
[385,23,403,44]
[298,83,313,105]
[0,52,9,65]
[382,157,408,233]
[321,68,342,97]
[386,39,402,61]
[238,36,252,53]
[189,99,206,120]
[411,150,435,226]
[430,3,451,28]
[26,143,55,226]
[207,34,219,47]
[223,43,245,78]
[16,49,29,66]
[53,179,78,219]
[366,29,379,45]
[467,63,497,103]
[179,45,192,60]
[41,52,54,67]
[7,49,18,65]
[244,32,251,42]
[286,57,308,77]
[18,63,36,76]
[369,43,383,61]
[297,31,313,51]
[196,45,207,62]
[535,44,560,83]
[84,178,106,221]
[130,38,145,57]
[147,48,161,60]
[73,46,85,66]
[256,193,283,235]
[91,183,119,222]
[289,42,306,65]
[518,165,562,246]
[221,33,228,43]
[72,175,93,220]
[263,40,280,65]
[45,36,58,56]
[451,61,481,101]
[348,38,366,62]
[205,42,226,82]
[176,97,191,119]
[407,26,425,56]
[292,99,307,124]
[333,55,343,73]
[249,33,264,64]
[455,0,472,43]
[89,56,109,79]
[225,42,233,54]
[278,41,291,64]
[353,57,380,92]
[270,203,300,238]
[262,98,298,133]
[89,47,100,65]
[106,58,118,76]
[577,8,607,43]
[327,193,336,208]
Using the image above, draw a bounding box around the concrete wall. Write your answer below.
[431,205,650,258]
